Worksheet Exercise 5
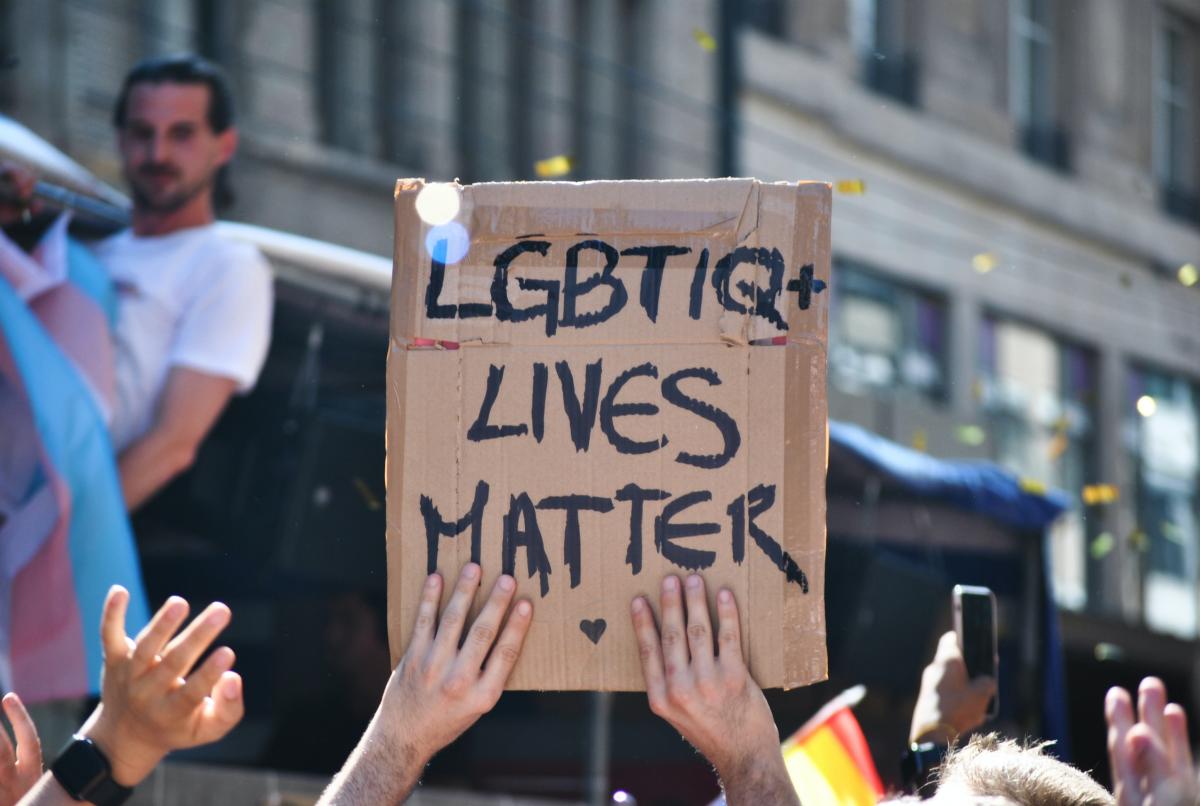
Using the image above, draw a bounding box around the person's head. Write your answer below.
[112,55,237,215]
[929,734,1114,806]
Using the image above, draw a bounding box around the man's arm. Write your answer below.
[909,631,996,745]
[317,563,533,805]
[17,586,244,805]
[629,574,799,806]
[118,367,237,511]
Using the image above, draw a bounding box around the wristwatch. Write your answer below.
[50,735,134,805]
[900,740,949,795]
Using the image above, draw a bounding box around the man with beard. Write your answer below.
[96,55,272,511]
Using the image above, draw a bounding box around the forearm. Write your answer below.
[317,711,428,806]
[15,773,74,806]
[118,431,195,512]
[718,754,799,806]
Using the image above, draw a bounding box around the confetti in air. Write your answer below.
[955,424,986,447]
[835,179,866,195]
[534,155,573,178]
[1019,478,1047,495]
[1128,529,1149,553]
[1179,263,1198,287]
[692,27,717,51]
[1081,484,1118,505]
[972,253,998,274]
[910,429,928,452]
[1089,532,1115,560]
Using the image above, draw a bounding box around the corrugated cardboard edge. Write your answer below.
[384,344,408,668]
[782,180,831,689]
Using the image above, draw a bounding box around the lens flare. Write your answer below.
[415,183,461,226]
[424,221,470,265]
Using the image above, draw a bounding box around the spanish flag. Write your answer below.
[782,686,884,805]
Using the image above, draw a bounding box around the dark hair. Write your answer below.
[112,54,237,209]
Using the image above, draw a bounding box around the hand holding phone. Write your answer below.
[954,584,999,720]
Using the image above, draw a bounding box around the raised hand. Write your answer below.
[909,630,996,745]
[78,585,244,786]
[0,693,41,806]
[1107,677,1198,806]
[630,574,798,806]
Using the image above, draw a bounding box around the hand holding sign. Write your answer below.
[631,575,798,806]
[319,564,532,805]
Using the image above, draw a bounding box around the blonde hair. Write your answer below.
[933,733,1114,806]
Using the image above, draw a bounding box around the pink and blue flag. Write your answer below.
[0,215,149,702]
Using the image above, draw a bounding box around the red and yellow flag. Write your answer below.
[782,686,884,805]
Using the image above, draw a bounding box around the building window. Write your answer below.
[745,0,786,38]
[1155,14,1199,226]
[850,0,919,105]
[978,318,1098,610]
[829,261,946,401]
[1009,0,1070,171]
[317,0,380,157]
[1127,368,1200,638]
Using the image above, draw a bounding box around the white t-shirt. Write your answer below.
[91,224,273,453]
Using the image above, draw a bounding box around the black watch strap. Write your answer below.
[900,740,949,795]
[51,736,134,805]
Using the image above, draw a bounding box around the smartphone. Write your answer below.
[953,584,999,720]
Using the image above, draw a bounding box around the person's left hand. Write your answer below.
[631,574,797,806]
[0,692,41,806]
[78,586,245,787]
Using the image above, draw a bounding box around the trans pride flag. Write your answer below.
[0,215,149,702]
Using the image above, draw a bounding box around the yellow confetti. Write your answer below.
[972,253,999,274]
[534,155,573,178]
[971,380,984,401]
[1128,529,1149,553]
[1089,533,1115,559]
[1019,477,1047,495]
[1179,263,1199,287]
[1047,432,1069,460]
[692,27,717,52]
[955,424,986,447]
[1081,484,1119,505]
[911,429,928,452]
[353,477,381,511]
[1093,641,1124,661]
[835,179,866,195]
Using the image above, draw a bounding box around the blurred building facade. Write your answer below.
[2,0,1200,778]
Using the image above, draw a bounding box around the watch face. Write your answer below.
[53,738,111,796]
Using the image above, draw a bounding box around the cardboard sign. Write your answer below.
[386,178,830,690]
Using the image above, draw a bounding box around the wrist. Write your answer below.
[909,720,958,745]
[79,707,166,787]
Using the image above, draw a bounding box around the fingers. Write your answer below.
[631,596,668,714]
[131,596,189,669]
[0,700,14,768]
[659,576,689,679]
[1138,677,1167,739]
[100,586,131,663]
[715,588,744,671]
[157,603,231,680]
[175,647,236,707]
[935,630,960,661]
[430,564,482,665]
[197,672,244,743]
[1106,686,1139,797]
[455,574,517,673]
[407,573,444,659]
[1164,703,1193,777]
[479,599,533,695]
[2,693,41,771]
[683,575,715,676]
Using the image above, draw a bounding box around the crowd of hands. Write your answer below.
[1,563,1197,805]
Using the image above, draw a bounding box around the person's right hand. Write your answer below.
[77,586,244,787]
[378,563,533,764]
[0,162,37,226]
[631,574,798,806]
[1107,677,1199,806]
[909,631,996,745]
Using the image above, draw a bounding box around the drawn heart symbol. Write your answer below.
[579,618,607,644]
